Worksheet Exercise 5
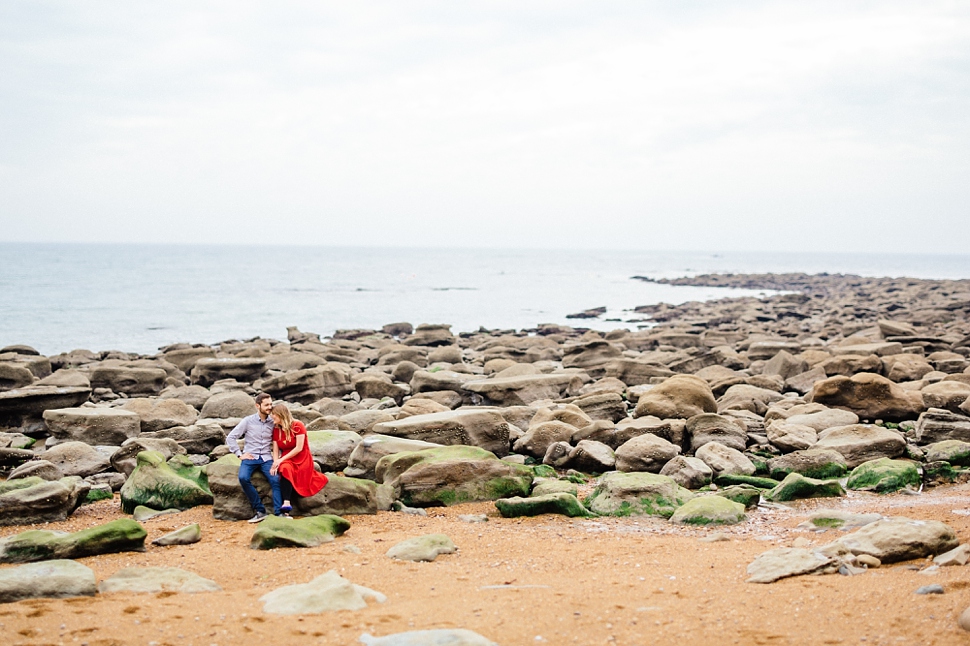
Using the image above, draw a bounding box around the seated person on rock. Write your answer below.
[226,392,283,522]
[269,403,329,516]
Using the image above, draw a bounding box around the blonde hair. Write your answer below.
[271,403,295,443]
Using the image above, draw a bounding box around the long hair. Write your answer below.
[271,403,295,443]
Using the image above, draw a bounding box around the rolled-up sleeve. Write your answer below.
[226,417,248,456]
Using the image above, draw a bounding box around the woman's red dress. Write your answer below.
[274,420,328,497]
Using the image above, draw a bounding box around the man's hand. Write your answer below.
[241,452,255,460]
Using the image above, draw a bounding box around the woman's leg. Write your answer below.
[279,476,294,510]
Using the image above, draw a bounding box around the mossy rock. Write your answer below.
[768,448,848,481]
[250,514,351,550]
[669,495,746,525]
[0,519,147,564]
[495,493,593,518]
[923,441,970,467]
[713,474,779,490]
[846,458,920,494]
[531,464,557,478]
[747,454,771,477]
[714,484,762,509]
[584,472,693,518]
[120,451,213,514]
[166,454,210,491]
[0,476,46,495]
[530,479,578,497]
[765,473,845,502]
[83,485,114,504]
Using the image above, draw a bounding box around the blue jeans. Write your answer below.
[238,458,282,516]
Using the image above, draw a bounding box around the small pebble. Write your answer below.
[915,584,944,595]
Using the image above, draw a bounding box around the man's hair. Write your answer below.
[254,392,272,405]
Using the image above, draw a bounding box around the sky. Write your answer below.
[1,1,968,252]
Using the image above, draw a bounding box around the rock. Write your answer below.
[161,347,217,373]
[191,358,266,387]
[410,370,475,395]
[376,445,533,507]
[152,524,202,546]
[924,440,970,466]
[603,359,674,386]
[846,458,921,493]
[463,373,578,406]
[159,384,211,410]
[542,441,571,468]
[0,362,35,389]
[766,420,818,452]
[715,484,762,509]
[260,570,385,615]
[206,454,273,520]
[934,544,970,566]
[120,451,212,513]
[359,629,498,646]
[0,447,36,470]
[84,483,113,503]
[915,408,970,444]
[90,365,167,395]
[42,441,111,477]
[615,434,680,473]
[746,548,834,583]
[717,384,785,416]
[110,438,187,476]
[783,407,860,432]
[883,354,935,382]
[0,560,97,603]
[765,473,845,502]
[763,350,809,381]
[121,398,198,431]
[0,476,91,526]
[397,397,450,417]
[572,392,627,423]
[915,584,944,595]
[403,324,455,347]
[385,534,457,561]
[531,403,593,431]
[747,341,802,361]
[86,472,126,492]
[495,493,592,518]
[814,424,906,468]
[43,407,141,446]
[713,474,780,489]
[688,413,748,453]
[767,448,849,480]
[251,515,351,550]
[585,471,693,518]
[132,505,181,521]
[809,373,923,422]
[513,421,578,459]
[695,442,755,478]
[784,367,828,395]
[305,430,361,472]
[344,434,443,481]
[261,364,353,403]
[353,373,408,404]
[294,475,394,516]
[0,518,147,563]
[608,417,687,450]
[8,459,63,481]
[921,382,970,413]
[797,510,882,531]
[961,607,970,632]
[531,479,578,497]
[634,375,717,419]
[561,439,613,473]
[0,386,91,429]
[339,410,396,434]
[659,455,713,489]
[562,339,623,372]
[199,390,255,419]
[98,566,220,593]
[371,409,511,457]
[827,517,958,563]
[140,423,226,454]
[669,495,746,525]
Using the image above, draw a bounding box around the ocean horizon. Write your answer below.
[2,242,968,356]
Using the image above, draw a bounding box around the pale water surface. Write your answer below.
[1,244,968,355]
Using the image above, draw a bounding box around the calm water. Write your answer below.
[1,244,968,356]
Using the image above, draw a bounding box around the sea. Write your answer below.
[1,244,968,356]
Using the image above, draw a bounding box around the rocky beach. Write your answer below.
[2,271,970,645]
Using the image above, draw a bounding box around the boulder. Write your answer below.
[767,448,849,480]
[293,475,394,517]
[565,440,616,473]
[829,517,958,563]
[206,454,272,520]
[90,365,167,395]
[513,421,578,459]
[634,375,717,419]
[809,373,924,421]
[717,384,785,416]
[603,359,674,386]
[784,407,859,432]
[42,441,111,477]
[121,398,198,431]
[615,434,680,473]
[921,382,970,413]
[353,374,408,404]
[688,413,748,453]
[397,398,450,418]
[695,442,755,478]
[0,518,147,563]
[260,570,385,615]
[0,386,91,429]
[306,430,362,471]
[747,341,801,361]
[584,472,693,518]
[0,476,91,526]
[43,407,141,446]
[120,451,212,513]
[344,435,443,481]
[261,364,353,403]
[915,408,970,444]
[8,459,63,482]
[161,347,217,373]
[659,455,713,489]
[251,514,351,550]
[376,445,533,507]
[462,373,579,406]
[815,424,906,468]
[495,493,592,518]
[763,350,808,381]
[531,403,593,429]
[884,354,935,382]
[139,423,226,454]
[846,458,921,493]
[410,370,475,395]
[110,438,186,476]
[159,384,212,410]
[669,496,746,525]
[403,324,455,347]
[98,566,220,593]
[191,358,266,387]
[766,420,818,452]
[571,392,627,423]
[610,417,687,450]
[797,510,883,531]
[371,409,511,457]
[0,362,35,390]
[199,390,256,419]
[924,440,970,466]
[0,560,97,603]
[385,534,457,562]
[765,473,845,502]
[339,410,396,434]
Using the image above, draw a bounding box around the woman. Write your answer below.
[269,403,328,516]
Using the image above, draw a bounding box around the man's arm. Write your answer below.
[226,417,254,459]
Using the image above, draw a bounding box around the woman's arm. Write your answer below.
[278,434,304,463]
[270,440,281,475]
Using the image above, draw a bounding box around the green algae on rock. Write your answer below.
[0,519,146,564]
[120,451,212,514]
[584,472,693,518]
[765,472,845,502]
[250,514,351,550]
[670,495,746,525]
[495,492,593,518]
[846,458,920,493]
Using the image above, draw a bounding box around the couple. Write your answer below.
[226,393,329,523]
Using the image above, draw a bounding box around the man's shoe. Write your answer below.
[247,512,268,523]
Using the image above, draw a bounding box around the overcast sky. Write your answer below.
[1,1,968,252]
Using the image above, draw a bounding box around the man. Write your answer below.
[226,392,282,522]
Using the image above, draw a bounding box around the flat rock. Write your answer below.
[669,495,746,525]
[0,559,97,603]
[0,518,146,564]
[0,476,91,526]
[934,543,970,566]
[585,471,693,518]
[99,566,220,593]
[371,409,511,457]
[152,524,202,546]
[797,510,883,531]
[747,547,834,583]
[846,458,921,493]
[814,424,906,468]
[260,570,386,614]
[495,493,592,518]
[359,629,498,646]
[828,516,959,564]
[250,514,351,550]
[42,441,111,477]
[385,533,457,562]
